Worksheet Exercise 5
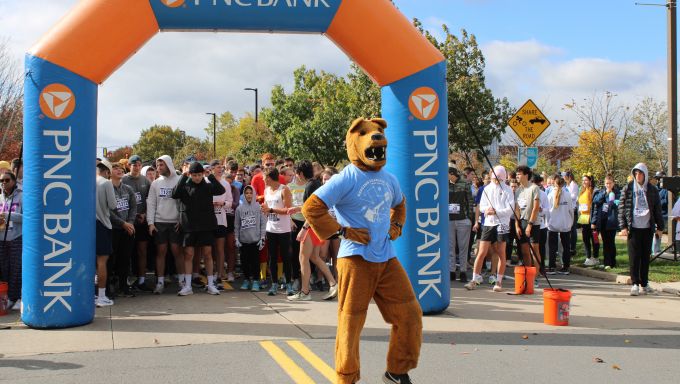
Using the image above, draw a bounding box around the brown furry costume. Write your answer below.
[302,117,423,384]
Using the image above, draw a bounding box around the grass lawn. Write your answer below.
[570,237,680,283]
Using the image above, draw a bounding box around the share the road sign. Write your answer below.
[509,99,550,147]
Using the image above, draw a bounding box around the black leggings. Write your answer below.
[112,228,134,290]
[267,231,291,283]
[240,242,260,281]
[601,229,617,268]
[581,224,600,259]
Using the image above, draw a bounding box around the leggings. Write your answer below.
[581,224,600,259]
[267,231,291,283]
[240,242,260,281]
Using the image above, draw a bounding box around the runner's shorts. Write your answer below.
[96,220,113,255]
[154,222,182,245]
[480,225,509,243]
[183,231,215,247]
[518,219,541,244]
[214,225,228,239]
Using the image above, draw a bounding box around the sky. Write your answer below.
[0,0,672,152]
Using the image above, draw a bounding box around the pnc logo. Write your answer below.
[161,0,185,7]
[408,87,439,121]
[39,84,75,120]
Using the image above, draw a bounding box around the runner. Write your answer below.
[546,174,574,274]
[447,166,474,283]
[580,173,601,266]
[95,160,116,307]
[261,167,294,296]
[110,162,137,297]
[122,155,152,292]
[235,185,266,291]
[592,175,620,270]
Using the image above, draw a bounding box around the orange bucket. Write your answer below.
[543,288,572,326]
[0,282,8,316]
[514,266,536,294]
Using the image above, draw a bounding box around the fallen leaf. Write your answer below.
[522,335,529,339]
[593,357,605,363]
[460,352,470,355]
[612,364,621,370]
[624,340,631,344]
[154,338,159,345]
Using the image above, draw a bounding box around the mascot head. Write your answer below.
[346,117,388,172]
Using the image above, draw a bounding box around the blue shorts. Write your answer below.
[96,220,112,256]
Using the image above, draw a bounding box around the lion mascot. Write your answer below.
[302,117,422,384]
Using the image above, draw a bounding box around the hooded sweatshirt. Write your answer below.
[172,173,226,232]
[478,181,515,228]
[547,186,574,232]
[631,163,651,228]
[147,155,180,225]
[0,186,22,242]
[110,181,137,229]
[234,186,267,244]
[618,162,664,232]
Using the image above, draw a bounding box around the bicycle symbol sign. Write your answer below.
[508,99,550,147]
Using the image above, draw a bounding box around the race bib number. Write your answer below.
[602,204,609,213]
[517,198,527,210]
[159,188,172,198]
[448,204,461,214]
[241,215,256,229]
[579,203,589,213]
[116,197,129,212]
[634,208,649,217]
[498,223,510,235]
[214,207,223,215]
[134,192,142,204]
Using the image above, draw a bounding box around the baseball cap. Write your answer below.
[654,171,666,179]
[184,155,197,164]
[0,160,10,170]
[99,159,112,172]
[129,155,142,164]
[189,161,204,174]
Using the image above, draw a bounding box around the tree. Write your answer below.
[415,23,513,157]
[204,111,238,159]
[107,146,133,163]
[630,97,668,172]
[133,125,190,165]
[562,92,637,182]
[263,66,355,166]
[0,38,23,158]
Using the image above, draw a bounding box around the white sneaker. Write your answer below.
[206,285,220,295]
[492,284,503,292]
[153,282,164,295]
[287,291,312,301]
[11,299,21,311]
[178,285,193,296]
[584,257,599,267]
[323,284,339,300]
[641,285,654,295]
[630,284,640,296]
[95,296,114,307]
[226,272,235,282]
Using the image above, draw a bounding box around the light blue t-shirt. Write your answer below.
[314,164,403,263]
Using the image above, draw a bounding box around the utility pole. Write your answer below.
[206,112,217,159]
[244,87,258,123]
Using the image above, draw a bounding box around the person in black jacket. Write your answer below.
[591,175,620,269]
[173,161,226,296]
[618,163,664,296]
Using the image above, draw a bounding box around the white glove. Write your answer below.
[235,240,242,248]
[258,238,265,250]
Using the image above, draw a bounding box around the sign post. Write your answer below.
[518,146,539,169]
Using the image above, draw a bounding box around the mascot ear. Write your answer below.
[370,118,387,129]
[349,117,367,133]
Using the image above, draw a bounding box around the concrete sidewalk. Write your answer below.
[1,273,679,359]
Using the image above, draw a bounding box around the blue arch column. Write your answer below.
[22,55,97,328]
[382,62,450,314]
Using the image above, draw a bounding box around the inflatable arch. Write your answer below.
[23,0,449,328]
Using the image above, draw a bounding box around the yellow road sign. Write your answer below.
[508,99,550,147]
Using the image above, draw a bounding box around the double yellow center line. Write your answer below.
[260,340,335,383]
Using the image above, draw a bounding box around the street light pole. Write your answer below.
[206,112,217,159]
[244,87,258,123]
[667,0,677,242]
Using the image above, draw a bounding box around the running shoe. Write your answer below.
[534,278,540,288]
[226,272,235,282]
[178,285,193,296]
[641,285,654,295]
[492,284,503,293]
[191,277,205,288]
[323,284,339,300]
[134,281,153,292]
[383,371,413,384]
[630,284,640,296]
[286,283,294,296]
[459,272,468,283]
[546,268,556,275]
[95,296,114,307]
[464,276,482,290]
[251,280,261,292]
[10,299,21,311]
[557,267,570,275]
[268,284,277,296]
[206,285,220,295]
[153,282,164,295]
[287,291,311,301]
[488,274,497,285]
[240,279,251,291]
[604,265,612,271]
[584,257,599,267]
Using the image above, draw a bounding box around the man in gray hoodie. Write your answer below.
[110,163,137,298]
[146,155,182,294]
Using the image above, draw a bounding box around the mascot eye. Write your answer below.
[359,130,367,136]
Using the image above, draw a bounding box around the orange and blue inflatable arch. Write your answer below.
[23,0,450,328]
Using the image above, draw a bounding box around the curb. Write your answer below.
[570,266,680,295]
